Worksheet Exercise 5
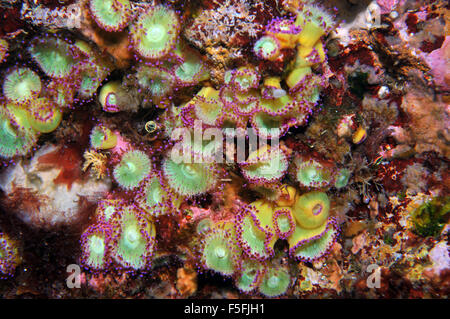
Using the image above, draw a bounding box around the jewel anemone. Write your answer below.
[113,150,152,190]
[89,0,132,32]
[135,66,175,104]
[80,222,112,270]
[200,223,240,276]
[28,37,78,79]
[173,48,208,86]
[0,104,37,158]
[90,125,117,150]
[253,35,281,61]
[98,81,122,112]
[251,111,289,139]
[26,97,63,133]
[258,266,290,297]
[287,191,338,261]
[295,4,335,48]
[266,17,302,49]
[137,174,175,218]
[240,145,289,185]
[235,201,277,261]
[334,168,351,189]
[191,87,224,126]
[234,258,263,293]
[293,156,333,189]
[110,205,156,270]
[2,67,41,105]
[162,158,218,197]
[0,39,8,63]
[130,5,180,59]
[272,208,296,239]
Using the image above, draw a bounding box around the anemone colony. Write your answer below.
[0,0,449,298]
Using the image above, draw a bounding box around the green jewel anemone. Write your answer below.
[200,222,240,276]
[111,205,156,270]
[241,145,289,185]
[90,125,117,150]
[287,191,338,261]
[89,0,132,32]
[162,154,218,197]
[113,150,152,190]
[29,37,78,79]
[130,5,180,59]
[258,266,290,297]
[3,67,41,104]
[137,174,174,217]
[0,104,37,159]
[80,222,112,270]
[235,200,277,261]
[293,156,333,188]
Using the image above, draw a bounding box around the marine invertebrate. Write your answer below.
[184,0,263,50]
[272,208,296,239]
[46,79,75,108]
[98,81,122,112]
[110,205,156,270]
[26,98,62,133]
[289,219,338,261]
[258,94,296,116]
[113,150,151,190]
[258,265,290,297]
[250,111,290,139]
[334,168,351,189]
[2,67,41,104]
[134,65,175,105]
[240,145,289,185]
[227,66,260,93]
[266,17,302,49]
[95,199,125,222]
[90,125,117,150]
[80,222,113,270]
[162,155,218,197]
[253,35,281,61]
[234,258,262,293]
[190,87,224,126]
[137,174,175,218]
[292,191,330,229]
[89,0,132,32]
[1,0,448,300]
[196,218,213,235]
[199,222,240,276]
[130,5,180,59]
[0,233,20,278]
[294,3,335,48]
[292,155,333,189]
[235,201,277,261]
[173,47,209,87]
[76,59,111,100]
[287,191,338,261]
[285,66,312,92]
[0,104,37,158]
[28,37,78,78]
